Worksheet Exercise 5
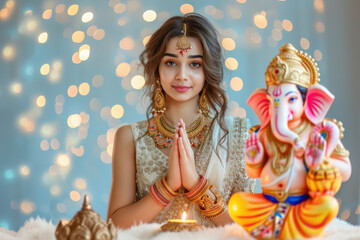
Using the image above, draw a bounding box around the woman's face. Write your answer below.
[158,36,205,105]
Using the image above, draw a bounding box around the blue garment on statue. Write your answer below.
[263,193,309,205]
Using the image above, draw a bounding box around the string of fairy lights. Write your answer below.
[2,0,356,231]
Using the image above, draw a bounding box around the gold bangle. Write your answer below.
[246,162,264,169]
[198,185,225,217]
[189,181,211,203]
[162,176,178,196]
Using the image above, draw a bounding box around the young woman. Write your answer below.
[107,13,255,228]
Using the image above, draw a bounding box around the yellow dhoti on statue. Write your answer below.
[228,192,339,239]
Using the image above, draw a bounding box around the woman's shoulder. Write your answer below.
[129,119,148,128]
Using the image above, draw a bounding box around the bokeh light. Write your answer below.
[254,13,267,29]
[72,52,81,64]
[40,140,50,151]
[314,0,324,13]
[38,32,48,43]
[114,3,126,14]
[9,82,22,95]
[316,21,325,33]
[225,57,238,70]
[87,25,97,37]
[143,10,157,22]
[40,124,56,138]
[67,4,79,16]
[230,77,244,91]
[2,45,15,61]
[282,19,293,31]
[72,31,85,43]
[300,37,310,49]
[20,201,36,214]
[111,105,124,119]
[82,12,94,23]
[314,49,322,61]
[40,64,50,75]
[131,75,145,90]
[116,62,131,77]
[93,29,105,40]
[56,154,71,167]
[50,185,61,196]
[50,138,60,150]
[36,95,46,108]
[222,38,236,51]
[79,44,90,61]
[74,178,87,190]
[67,114,81,128]
[19,166,30,176]
[79,82,90,96]
[42,9,52,20]
[229,8,242,19]
[18,116,35,133]
[67,85,78,97]
[272,29,282,41]
[143,35,151,46]
[341,209,351,220]
[107,143,113,156]
[180,4,194,14]
[119,37,135,50]
[70,191,81,201]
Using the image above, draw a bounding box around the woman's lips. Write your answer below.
[173,86,191,93]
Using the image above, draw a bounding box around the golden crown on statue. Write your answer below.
[265,43,320,88]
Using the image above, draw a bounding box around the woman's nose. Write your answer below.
[176,64,188,81]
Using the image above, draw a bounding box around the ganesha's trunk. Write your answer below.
[270,104,299,146]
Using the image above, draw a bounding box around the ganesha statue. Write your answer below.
[228,43,351,239]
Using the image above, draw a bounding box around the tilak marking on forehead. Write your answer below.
[273,86,282,97]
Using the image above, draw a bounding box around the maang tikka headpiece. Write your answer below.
[176,23,191,56]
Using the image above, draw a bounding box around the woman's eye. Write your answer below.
[190,62,201,68]
[289,97,297,103]
[165,61,176,66]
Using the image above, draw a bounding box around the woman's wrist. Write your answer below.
[184,174,202,191]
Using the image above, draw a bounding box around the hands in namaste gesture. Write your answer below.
[167,119,201,192]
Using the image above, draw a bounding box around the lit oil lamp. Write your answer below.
[160,212,203,232]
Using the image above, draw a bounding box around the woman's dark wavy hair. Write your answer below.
[139,13,229,146]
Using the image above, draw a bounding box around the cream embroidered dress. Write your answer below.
[130,116,256,227]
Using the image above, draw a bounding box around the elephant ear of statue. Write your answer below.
[247,88,270,130]
[304,84,335,125]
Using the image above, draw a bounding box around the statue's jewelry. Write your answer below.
[267,120,313,176]
[265,43,320,88]
[177,23,191,56]
[153,80,166,115]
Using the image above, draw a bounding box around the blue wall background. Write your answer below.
[1,0,359,231]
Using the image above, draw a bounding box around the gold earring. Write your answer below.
[199,88,209,116]
[153,79,166,115]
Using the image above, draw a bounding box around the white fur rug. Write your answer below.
[0,217,359,240]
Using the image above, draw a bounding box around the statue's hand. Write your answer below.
[245,132,264,165]
[305,132,327,168]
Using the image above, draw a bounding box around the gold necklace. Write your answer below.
[155,114,206,139]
